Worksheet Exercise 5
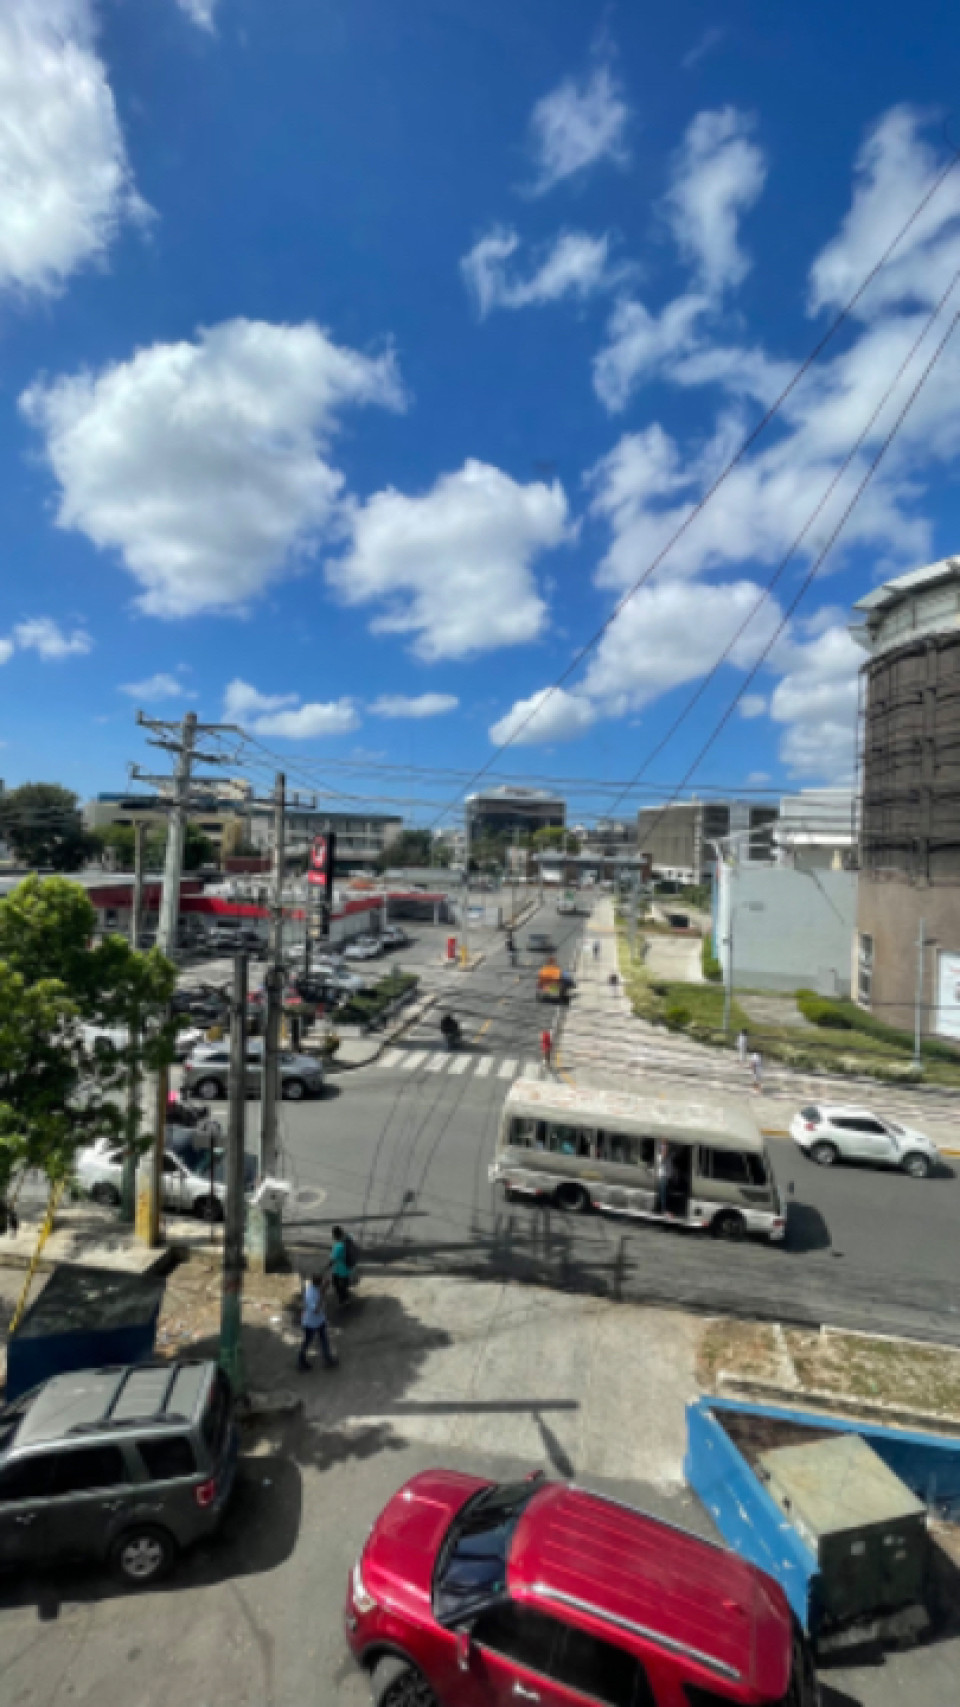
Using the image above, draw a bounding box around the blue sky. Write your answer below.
[2,0,960,826]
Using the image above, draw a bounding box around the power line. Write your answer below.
[634,299,960,849]
[603,253,960,819]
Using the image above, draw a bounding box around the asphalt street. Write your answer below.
[226,902,960,1346]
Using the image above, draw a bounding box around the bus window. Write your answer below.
[545,1124,580,1156]
[605,1133,655,1167]
[699,1148,767,1186]
[509,1118,541,1149]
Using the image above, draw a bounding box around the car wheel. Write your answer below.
[90,1182,121,1207]
[370,1656,438,1707]
[711,1210,746,1241]
[195,1077,224,1101]
[902,1151,931,1179]
[111,1524,176,1587]
[282,1077,306,1101]
[810,1140,839,1167]
[197,1195,224,1223]
[555,1182,591,1214]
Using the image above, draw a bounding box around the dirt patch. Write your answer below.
[698,1317,960,1421]
[155,1257,297,1361]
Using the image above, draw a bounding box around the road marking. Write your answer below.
[449,1053,472,1075]
[474,1017,493,1043]
[498,1058,518,1079]
[475,1056,494,1078]
[520,1062,539,1080]
[379,1049,403,1070]
[425,1051,448,1072]
[401,1050,427,1072]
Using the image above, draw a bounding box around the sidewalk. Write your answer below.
[567,896,629,1019]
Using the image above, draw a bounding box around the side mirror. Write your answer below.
[456,1629,473,1673]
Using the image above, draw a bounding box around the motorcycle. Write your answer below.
[440,1013,462,1051]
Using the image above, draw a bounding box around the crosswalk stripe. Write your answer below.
[425,1051,448,1072]
[520,1062,539,1080]
[379,1048,403,1069]
[498,1058,518,1079]
[475,1056,493,1078]
[401,1050,427,1072]
[449,1053,472,1075]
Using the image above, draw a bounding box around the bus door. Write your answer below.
[655,1142,692,1220]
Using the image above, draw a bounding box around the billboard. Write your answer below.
[307,831,336,902]
[935,950,960,1042]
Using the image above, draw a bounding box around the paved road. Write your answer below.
[170,902,960,1342]
[0,1424,924,1707]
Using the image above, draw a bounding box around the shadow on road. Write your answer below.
[784,1200,832,1253]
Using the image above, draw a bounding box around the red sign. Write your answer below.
[307,831,336,900]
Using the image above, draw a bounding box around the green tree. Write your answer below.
[530,826,581,854]
[0,877,178,1200]
[0,782,95,871]
[183,823,217,870]
[376,829,434,870]
[91,823,166,870]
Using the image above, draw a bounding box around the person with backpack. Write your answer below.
[330,1224,358,1305]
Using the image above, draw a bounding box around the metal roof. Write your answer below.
[503,1079,765,1152]
[13,1361,213,1449]
[852,555,960,614]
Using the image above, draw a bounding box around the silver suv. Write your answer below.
[0,1361,238,1585]
[181,1039,325,1101]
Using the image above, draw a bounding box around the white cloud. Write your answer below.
[581,578,783,712]
[222,679,298,721]
[593,294,709,412]
[664,108,766,292]
[489,687,598,747]
[13,616,92,657]
[0,0,151,299]
[328,459,571,661]
[252,700,359,740]
[527,64,629,195]
[222,678,358,739]
[119,672,189,701]
[175,0,219,30]
[745,770,771,786]
[682,27,725,71]
[808,106,960,321]
[371,693,459,719]
[0,639,13,666]
[739,693,768,719]
[461,227,619,318]
[21,318,405,618]
[769,623,861,781]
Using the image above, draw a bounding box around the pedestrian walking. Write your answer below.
[540,1027,553,1070]
[750,1049,763,1093]
[297,1272,338,1372]
[330,1223,356,1306]
[737,1028,748,1065]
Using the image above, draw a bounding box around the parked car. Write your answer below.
[75,1138,257,1220]
[345,1471,817,1707]
[0,1360,238,1586]
[381,927,410,949]
[181,1040,325,1101]
[292,975,347,1008]
[790,1104,939,1177]
[205,923,265,957]
[171,986,229,1025]
[343,936,383,961]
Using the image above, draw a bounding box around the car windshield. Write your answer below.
[434,1480,540,1623]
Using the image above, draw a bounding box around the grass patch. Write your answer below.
[337,970,419,1027]
[698,1317,960,1418]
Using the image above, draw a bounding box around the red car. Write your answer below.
[345,1470,819,1706]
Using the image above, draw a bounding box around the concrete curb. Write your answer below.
[715,1371,960,1437]
[324,990,440,1071]
[240,1388,303,1424]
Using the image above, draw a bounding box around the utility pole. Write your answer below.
[463,800,471,960]
[149,1024,170,1248]
[131,820,145,950]
[261,773,285,1177]
[220,954,248,1394]
[132,710,242,959]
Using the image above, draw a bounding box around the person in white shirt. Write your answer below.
[298,1273,338,1371]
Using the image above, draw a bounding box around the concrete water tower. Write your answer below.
[851,556,960,1042]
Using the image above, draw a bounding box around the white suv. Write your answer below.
[790,1104,939,1178]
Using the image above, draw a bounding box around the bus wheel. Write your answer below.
[555,1183,591,1214]
[711,1210,745,1241]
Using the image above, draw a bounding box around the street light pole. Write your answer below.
[220,953,248,1394]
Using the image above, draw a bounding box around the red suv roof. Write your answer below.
[509,1484,791,1698]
